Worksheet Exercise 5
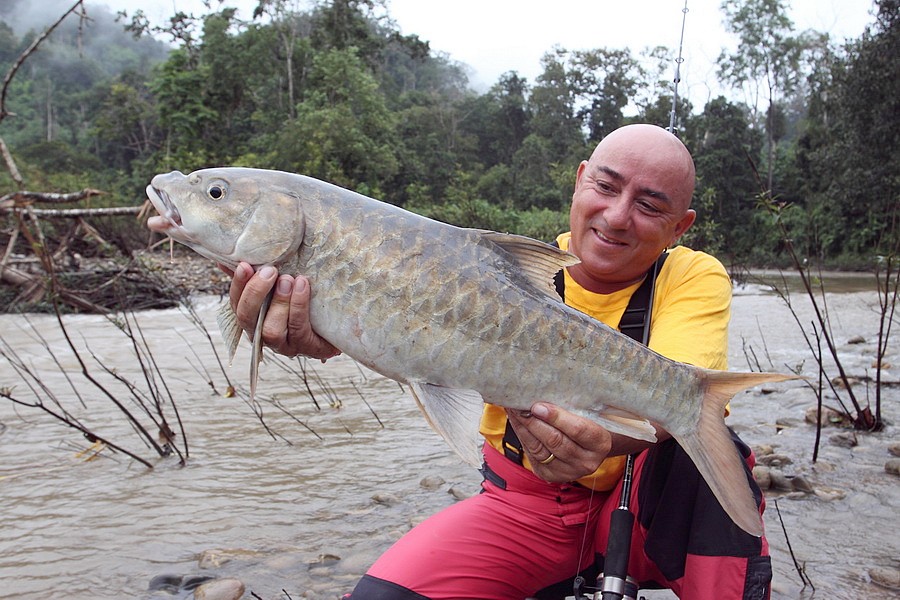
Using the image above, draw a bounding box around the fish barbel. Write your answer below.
[146,167,794,536]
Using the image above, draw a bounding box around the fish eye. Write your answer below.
[207,183,227,200]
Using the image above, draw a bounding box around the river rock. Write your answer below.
[309,553,341,567]
[768,470,793,492]
[448,485,471,501]
[752,465,771,490]
[181,576,215,591]
[828,431,858,448]
[775,417,800,432]
[197,548,262,569]
[149,574,182,592]
[804,405,850,427]
[198,550,230,569]
[419,475,445,490]
[847,335,866,344]
[192,577,245,600]
[888,442,900,457]
[371,493,401,506]
[753,444,775,457]
[831,375,861,388]
[885,458,900,476]
[790,474,814,493]
[813,486,846,501]
[868,566,900,589]
[756,453,793,468]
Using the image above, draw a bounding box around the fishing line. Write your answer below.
[571,481,598,597]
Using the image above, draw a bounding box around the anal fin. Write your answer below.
[408,382,485,467]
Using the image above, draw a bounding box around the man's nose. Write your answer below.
[603,195,632,229]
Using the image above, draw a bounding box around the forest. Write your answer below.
[0,0,897,271]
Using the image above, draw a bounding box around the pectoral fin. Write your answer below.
[408,382,485,467]
[248,288,273,401]
[216,300,242,366]
[215,288,273,401]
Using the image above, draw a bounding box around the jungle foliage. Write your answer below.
[1,0,897,267]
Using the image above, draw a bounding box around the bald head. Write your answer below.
[589,124,696,212]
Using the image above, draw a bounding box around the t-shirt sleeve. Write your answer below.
[648,247,731,371]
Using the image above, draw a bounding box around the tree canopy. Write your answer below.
[1,0,896,267]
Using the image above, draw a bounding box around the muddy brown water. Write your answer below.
[1,275,897,599]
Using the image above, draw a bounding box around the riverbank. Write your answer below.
[0,268,897,598]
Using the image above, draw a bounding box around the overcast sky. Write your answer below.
[39,0,882,107]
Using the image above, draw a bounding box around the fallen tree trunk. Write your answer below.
[2,206,143,217]
[0,188,107,209]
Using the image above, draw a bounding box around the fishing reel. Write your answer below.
[564,573,640,600]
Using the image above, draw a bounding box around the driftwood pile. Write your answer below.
[0,185,230,313]
[0,0,211,314]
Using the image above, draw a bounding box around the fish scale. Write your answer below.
[146,166,798,536]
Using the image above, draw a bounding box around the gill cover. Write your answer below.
[176,169,305,267]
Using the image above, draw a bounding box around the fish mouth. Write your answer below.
[145,185,182,232]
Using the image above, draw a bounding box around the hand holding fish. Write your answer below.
[506,403,613,483]
[226,261,340,361]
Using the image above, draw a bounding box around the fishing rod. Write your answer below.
[566,7,690,600]
[595,5,689,592]
[596,453,639,600]
[668,0,690,135]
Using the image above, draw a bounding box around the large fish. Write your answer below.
[146,167,793,536]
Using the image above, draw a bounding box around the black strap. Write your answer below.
[618,253,668,344]
[502,252,669,466]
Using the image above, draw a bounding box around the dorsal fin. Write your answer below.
[480,231,580,300]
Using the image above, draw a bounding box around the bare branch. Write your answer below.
[0,189,107,209]
[2,206,141,218]
[0,1,87,123]
[0,137,24,188]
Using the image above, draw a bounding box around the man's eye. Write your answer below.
[638,201,662,214]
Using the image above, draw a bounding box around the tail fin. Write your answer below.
[673,370,799,537]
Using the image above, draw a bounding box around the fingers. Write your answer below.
[279,275,340,360]
[227,262,340,361]
[230,263,277,332]
[506,403,612,483]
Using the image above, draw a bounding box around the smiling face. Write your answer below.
[567,124,697,294]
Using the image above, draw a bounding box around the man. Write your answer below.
[227,124,771,599]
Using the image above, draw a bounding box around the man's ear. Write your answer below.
[574,160,589,189]
[671,209,697,245]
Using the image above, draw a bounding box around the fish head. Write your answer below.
[146,168,304,269]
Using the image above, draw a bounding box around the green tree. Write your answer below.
[273,47,398,193]
[150,48,217,169]
[569,47,644,142]
[528,49,583,158]
[90,76,158,171]
[689,97,762,261]
[801,0,899,258]
[717,0,805,191]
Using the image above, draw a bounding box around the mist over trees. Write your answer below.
[1,0,897,268]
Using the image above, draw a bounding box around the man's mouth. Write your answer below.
[593,228,627,246]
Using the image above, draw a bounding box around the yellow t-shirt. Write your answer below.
[479,233,732,490]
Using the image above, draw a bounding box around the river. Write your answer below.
[0,274,897,599]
